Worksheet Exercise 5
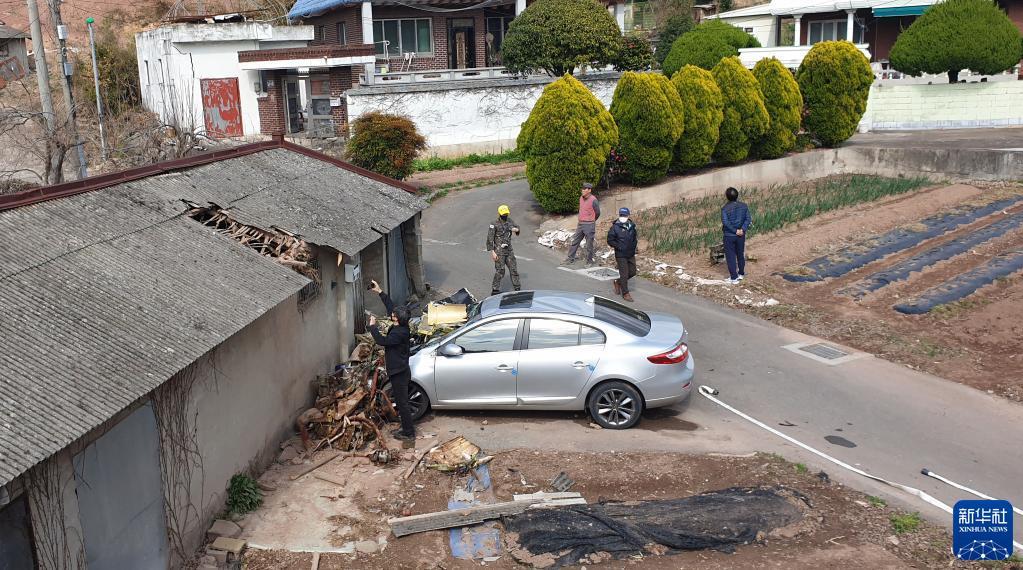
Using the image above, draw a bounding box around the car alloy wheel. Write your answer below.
[590,381,642,429]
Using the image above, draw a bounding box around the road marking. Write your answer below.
[781,342,868,366]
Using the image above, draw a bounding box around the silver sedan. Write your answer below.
[405,290,694,429]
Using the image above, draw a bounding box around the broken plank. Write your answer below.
[527,498,587,508]
[388,497,568,537]
[403,448,429,480]
[290,452,350,481]
[512,491,581,502]
[313,472,347,487]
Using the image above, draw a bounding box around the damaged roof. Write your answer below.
[0,142,426,487]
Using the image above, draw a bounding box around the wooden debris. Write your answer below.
[388,495,581,537]
[425,436,482,472]
[403,448,430,480]
[512,491,582,502]
[313,472,347,487]
[290,452,349,481]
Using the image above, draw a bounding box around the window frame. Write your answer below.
[372,17,434,58]
[449,317,522,354]
[314,24,325,43]
[807,18,864,45]
[523,318,583,351]
[336,21,348,45]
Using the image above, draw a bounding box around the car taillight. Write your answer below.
[647,342,689,364]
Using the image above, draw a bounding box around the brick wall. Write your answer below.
[308,4,364,46]
[329,66,354,136]
[257,71,286,136]
[862,81,1023,131]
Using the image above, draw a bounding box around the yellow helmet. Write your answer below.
[497,204,510,216]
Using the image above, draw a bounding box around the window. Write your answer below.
[373,18,433,57]
[315,24,325,42]
[0,495,35,568]
[485,16,512,66]
[336,21,348,45]
[808,19,864,44]
[527,319,580,350]
[743,27,754,34]
[623,0,656,31]
[592,296,651,336]
[0,41,9,57]
[455,319,519,353]
[580,325,606,346]
[144,60,150,85]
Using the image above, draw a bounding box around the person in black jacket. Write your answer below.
[367,279,415,441]
[607,207,639,302]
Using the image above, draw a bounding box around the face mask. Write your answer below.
[619,217,629,224]
[500,214,508,221]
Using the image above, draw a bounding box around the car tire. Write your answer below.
[384,381,431,421]
[588,381,643,430]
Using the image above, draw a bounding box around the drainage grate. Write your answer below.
[798,343,849,360]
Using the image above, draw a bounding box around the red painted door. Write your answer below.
[200,78,243,138]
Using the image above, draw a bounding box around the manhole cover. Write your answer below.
[798,343,848,360]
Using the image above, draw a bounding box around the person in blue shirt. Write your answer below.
[721,187,752,284]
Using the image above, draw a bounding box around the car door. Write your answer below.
[515,318,606,406]
[434,318,521,405]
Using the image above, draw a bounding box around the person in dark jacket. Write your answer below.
[367,279,415,441]
[721,187,752,283]
[607,207,639,302]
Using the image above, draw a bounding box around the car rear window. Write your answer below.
[592,296,651,336]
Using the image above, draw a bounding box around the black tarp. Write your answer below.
[503,487,808,567]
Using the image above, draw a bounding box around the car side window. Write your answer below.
[580,325,606,346]
[527,319,580,350]
[454,319,519,353]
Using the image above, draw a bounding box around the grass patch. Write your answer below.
[794,462,808,474]
[226,474,263,516]
[890,512,923,534]
[413,148,523,173]
[868,495,887,507]
[635,175,932,254]
[422,174,526,204]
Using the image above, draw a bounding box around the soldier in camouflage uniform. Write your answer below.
[486,204,521,295]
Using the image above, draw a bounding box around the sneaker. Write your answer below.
[738,274,745,281]
[612,280,621,295]
[491,289,500,296]
[622,292,635,302]
[726,278,740,285]
[560,258,576,266]
[390,429,415,441]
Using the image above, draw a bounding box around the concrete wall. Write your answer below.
[346,73,620,156]
[136,24,310,137]
[861,80,1023,131]
[605,146,1023,213]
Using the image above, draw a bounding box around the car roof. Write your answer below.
[479,290,601,318]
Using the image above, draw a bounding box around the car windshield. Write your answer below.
[591,296,651,336]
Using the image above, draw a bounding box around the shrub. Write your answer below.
[662,20,761,76]
[345,112,427,180]
[610,72,685,184]
[614,33,656,71]
[654,13,695,67]
[502,0,622,76]
[670,65,724,170]
[889,0,1023,83]
[226,474,263,515]
[711,57,769,164]
[752,57,803,159]
[518,75,618,213]
[797,41,873,148]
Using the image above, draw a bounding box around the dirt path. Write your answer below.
[409,162,526,190]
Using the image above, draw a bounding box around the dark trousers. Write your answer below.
[616,256,637,294]
[723,234,746,280]
[492,250,521,292]
[567,222,596,263]
[389,369,415,436]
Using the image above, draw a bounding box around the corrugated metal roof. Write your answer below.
[0,24,30,39]
[0,147,425,487]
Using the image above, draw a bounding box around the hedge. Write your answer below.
[610,72,685,184]
[654,13,695,68]
[797,41,873,147]
[670,65,724,171]
[889,0,1023,83]
[615,32,656,71]
[502,0,623,76]
[712,57,769,164]
[662,20,761,76]
[345,112,426,181]
[518,75,618,213]
[752,57,803,159]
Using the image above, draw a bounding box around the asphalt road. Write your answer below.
[419,177,1023,538]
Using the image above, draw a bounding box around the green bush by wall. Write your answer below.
[345,112,427,181]
[797,41,873,148]
[712,57,769,164]
[502,0,623,76]
[889,0,1023,83]
[752,57,803,159]
[518,75,619,213]
[670,65,724,171]
[662,20,761,76]
[610,72,685,185]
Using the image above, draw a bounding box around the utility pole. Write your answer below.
[48,0,88,179]
[86,17,106,160]
[26,0,62,183]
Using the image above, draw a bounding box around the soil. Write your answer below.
[568,181,1023,403]
[240,448,1012,569]
[410,162,526,191]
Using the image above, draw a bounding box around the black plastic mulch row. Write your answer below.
[894,250,1023,314]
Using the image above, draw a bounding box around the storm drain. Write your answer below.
[798,343,848,360]
[782,341,865,366]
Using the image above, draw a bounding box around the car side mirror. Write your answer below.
[439,343,464,357]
